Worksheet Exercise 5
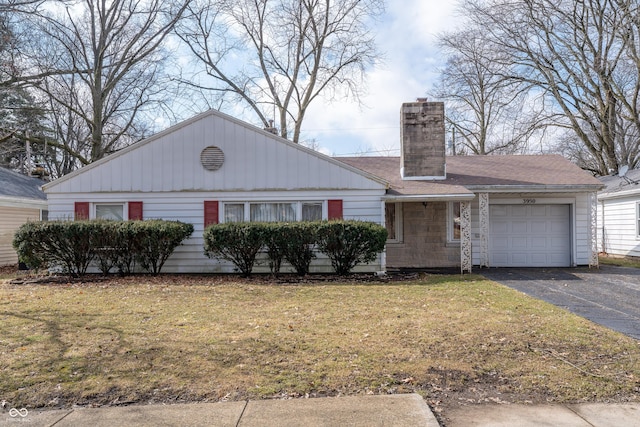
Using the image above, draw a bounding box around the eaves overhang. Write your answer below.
[382,193,476,203]
[597,187,640,201]
[462,184,603,193]
[0,195,48,209]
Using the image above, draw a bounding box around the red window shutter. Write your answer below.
[328,199,343,220]
[204,201,219,227]
[74,202,89,220]
[128,201,143,220]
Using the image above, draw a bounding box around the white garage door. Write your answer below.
[490,204,571,267]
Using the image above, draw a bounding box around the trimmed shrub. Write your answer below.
[91,220,119,275]
[280,222,317,276]
[13,220,97,277]
[12,221,51,271]
[204,222,267,277]
[316,220,387,275]
[13,219,194,276]
[132,220,194,275]
[263,223,287,275]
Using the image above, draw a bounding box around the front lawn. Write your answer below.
[1,274,639,417]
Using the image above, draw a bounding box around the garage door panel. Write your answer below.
[512,253,528,264]
[531,205,548,216]
[531,237,547,248]
[531,221,547,233]
[512,221,528,233]
[490,204,570,267]
[511,237,528,249]
[550,205,568,216]
[531,253,548,264]
[511,206,527,216]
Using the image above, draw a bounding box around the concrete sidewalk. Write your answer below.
[446,402,640,427]
[0,394,438,427]
[3,395,639,426]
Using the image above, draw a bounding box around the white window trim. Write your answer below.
[221,201,326,223]
[93,202,127,220]
[386,202,403,243]
[447,201,461,243]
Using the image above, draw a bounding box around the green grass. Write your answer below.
[1,274,639,411]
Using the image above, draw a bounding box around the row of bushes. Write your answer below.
[13,219,387,277]
[13,220,194,276]
[204,221,387,276]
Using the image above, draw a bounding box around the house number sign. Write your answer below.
[522,199,536,204]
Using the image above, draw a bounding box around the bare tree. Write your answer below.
[27,0,190,166]
[431,28,551,155]
[176,0,383,143]
[463,0,640,175]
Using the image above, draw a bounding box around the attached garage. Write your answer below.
[490,204,571,267]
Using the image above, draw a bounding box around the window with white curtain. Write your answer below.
[222,201,324,223]
[95,204,124,220]
[224,204,245,222]
[250,203,296,222]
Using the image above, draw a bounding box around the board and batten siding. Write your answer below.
[0,204,44,266]
[45,111,385,195]
[46,189,386,273]
[598,197,640,258]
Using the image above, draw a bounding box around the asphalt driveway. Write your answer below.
[480,266,640,340]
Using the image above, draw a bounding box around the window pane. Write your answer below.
[250,203,296,222]
[96,204,123,220]
[385,203,396,240]
[453,202,461,240]
[302,202,322,221]
[224,204,245,222]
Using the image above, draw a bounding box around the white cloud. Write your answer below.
[304,0,458,156]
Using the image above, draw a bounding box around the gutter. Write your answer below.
[597,187,640,201]
[0,196,48,209]
[382,194,476,202]
[462,184,603,193]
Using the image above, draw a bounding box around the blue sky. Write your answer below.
[302,0,458,157]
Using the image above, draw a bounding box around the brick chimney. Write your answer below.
[400,100,446,180]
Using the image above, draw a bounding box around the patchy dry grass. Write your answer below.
[599,254,640,269]
[1,274,639,416]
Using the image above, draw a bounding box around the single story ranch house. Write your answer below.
[43,100,603,273]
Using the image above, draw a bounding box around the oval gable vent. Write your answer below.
[200,146,225,171]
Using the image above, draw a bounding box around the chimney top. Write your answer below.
[400,101,446,181]
[416,97,428,102]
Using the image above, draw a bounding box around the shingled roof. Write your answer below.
[598,168,640,198]
[338,154,602,198]
[0,167,47,201]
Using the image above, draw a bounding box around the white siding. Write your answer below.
[46,189,386,273]
[598,196,640,257]
[45,111,385,195]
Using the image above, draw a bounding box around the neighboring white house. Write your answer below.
[43,101,603,273]
[597,168,640,258]
[0,167,48,266]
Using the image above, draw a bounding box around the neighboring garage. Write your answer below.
[490,204,572,267]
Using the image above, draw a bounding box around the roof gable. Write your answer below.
[0,167,47,201]
[44,110,387,194]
